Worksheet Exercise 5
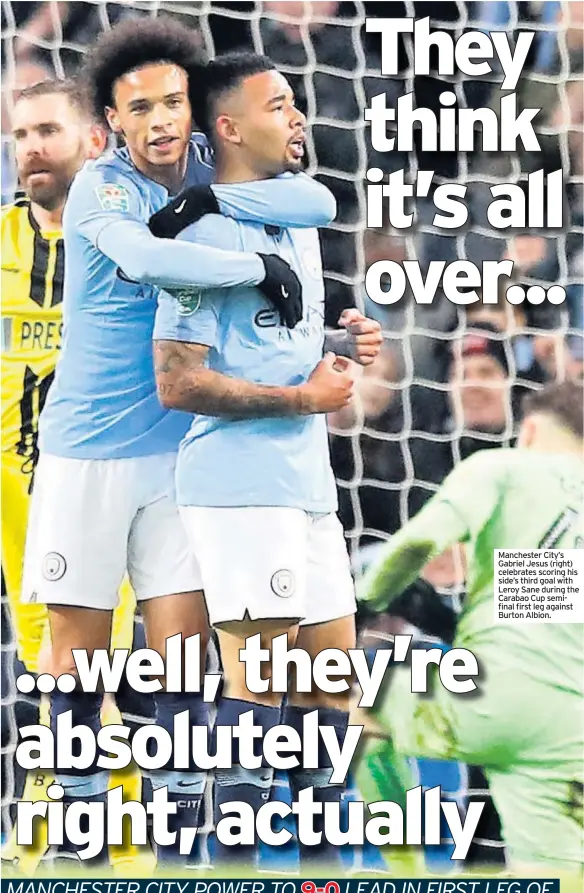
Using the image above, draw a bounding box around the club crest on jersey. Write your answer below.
[271,569,295,598]
[95,183,130,213]
[42,552,67,582]
[173,288,203,316]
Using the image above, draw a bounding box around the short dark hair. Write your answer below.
[522,380,583,439]
[191,52,276,138]
[16,78,93,120]
[81,17,205,122]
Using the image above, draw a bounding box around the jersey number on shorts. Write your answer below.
[16,365,54,492]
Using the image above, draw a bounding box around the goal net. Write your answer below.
[1,0,582,873]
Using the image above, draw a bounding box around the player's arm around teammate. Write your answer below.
[18,21,335,869]
[152,53,381,869]
[2,79,152,874]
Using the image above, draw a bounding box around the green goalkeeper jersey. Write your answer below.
[359,448,584,699]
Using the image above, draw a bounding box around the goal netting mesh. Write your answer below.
[1,0,582,873]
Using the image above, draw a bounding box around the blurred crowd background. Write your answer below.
[1,0,582,867]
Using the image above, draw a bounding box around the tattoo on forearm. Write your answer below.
[153,339,300,418]
[175,374,298,418]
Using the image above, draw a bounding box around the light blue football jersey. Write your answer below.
[39,136,336,460]
[153,214,338,513]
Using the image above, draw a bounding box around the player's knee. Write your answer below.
[47,606,112,678]
[49,648,80,678]
[176,604,210,649]
[142,597,209,659]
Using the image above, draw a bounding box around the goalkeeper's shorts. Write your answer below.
[180,506,356,627]
[369,661,584,872]
[22,452,202,609]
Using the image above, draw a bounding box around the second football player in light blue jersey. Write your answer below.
[20,20,338,868]
[40,138,335,460]
[153,53,382,869]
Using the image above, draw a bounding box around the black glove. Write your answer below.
[389,578,457,645]
[257,253,303,329]
[148,185,220,238]
[357,577,457,647]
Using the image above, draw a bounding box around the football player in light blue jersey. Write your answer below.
[21,20,337,867]
[153,53,382,868]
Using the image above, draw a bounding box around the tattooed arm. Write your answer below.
[153,340,353,418]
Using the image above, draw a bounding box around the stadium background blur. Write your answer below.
[1,0,582,874]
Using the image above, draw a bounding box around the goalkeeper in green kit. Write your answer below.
[356,380,584,874]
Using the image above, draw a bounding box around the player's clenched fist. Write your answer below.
[298,352,354,413]
[338,308,383,366]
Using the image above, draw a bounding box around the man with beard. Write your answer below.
[2,78,106,683]
[1,78,149,874]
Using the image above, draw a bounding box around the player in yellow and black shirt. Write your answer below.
[2,195,66,671]
[2,78,153,874]
[1,78,109,671]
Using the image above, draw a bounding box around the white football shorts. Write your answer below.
[22,452,202,610]
[179,506,356,627]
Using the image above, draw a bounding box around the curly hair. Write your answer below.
[81,17,205,121]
